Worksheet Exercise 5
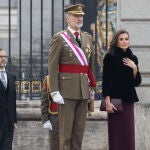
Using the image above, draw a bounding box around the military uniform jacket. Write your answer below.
[41,75,58,123]
[48,29,95,100]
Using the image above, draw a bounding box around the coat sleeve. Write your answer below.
[14,75,17,123]
[48,34,63,93]
[102,53,113,98]
[132,55,142,86]
[89,36,95,75]
[89,35,96,87]
[40,77,50,123]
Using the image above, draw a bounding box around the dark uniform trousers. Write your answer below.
[58,99,87,150]
[0,118,14,150]
[49,115,59,150]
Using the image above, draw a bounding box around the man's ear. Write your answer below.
[66,15,70,23]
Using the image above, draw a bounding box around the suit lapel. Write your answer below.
[0,79,5,90]
[6,72,11,89]
[0,73,7,94]
[0,72,7,90]
[81,32,86,50]
[66,29,79,47]
[81,32,88,59]
[81,32,92,62]
[65,29,89,60]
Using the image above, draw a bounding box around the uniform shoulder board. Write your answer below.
[55,30,65,36]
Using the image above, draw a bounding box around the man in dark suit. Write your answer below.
[48,4,96,150]
[0,48,17,150]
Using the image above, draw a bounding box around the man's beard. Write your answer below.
[0,63,7,67]
[73,22,83,28]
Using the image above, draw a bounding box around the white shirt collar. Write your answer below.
[68,27,81,39]
[0,69,6,72]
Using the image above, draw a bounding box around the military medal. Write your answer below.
[86,44,92,58]
[69,49,73,57]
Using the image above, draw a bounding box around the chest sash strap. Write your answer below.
[60,32,88,66]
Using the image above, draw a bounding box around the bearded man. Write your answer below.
[48,4,96,150]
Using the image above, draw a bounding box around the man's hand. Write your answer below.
[90,89,95,100]
[43,120,52,130]
[51,91,64,104]
[14,123,17,130]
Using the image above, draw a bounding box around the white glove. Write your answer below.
[43,120,52,130]
[90,89,95,100]
[51,91,64,104]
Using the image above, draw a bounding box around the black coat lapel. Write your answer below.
[0,79,5,90]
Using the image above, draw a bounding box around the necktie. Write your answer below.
[1,71,7,88]
[74,32,81,48]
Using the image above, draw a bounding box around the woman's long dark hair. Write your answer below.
[108,29,129,53]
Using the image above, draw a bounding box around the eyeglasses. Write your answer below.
[0,56,8,58]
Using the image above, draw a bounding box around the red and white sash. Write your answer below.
[60,32,96,87]
[60,32,88,66]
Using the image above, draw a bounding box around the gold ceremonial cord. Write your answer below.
[46,75,58,115]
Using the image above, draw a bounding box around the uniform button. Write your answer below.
[80,73,83,74]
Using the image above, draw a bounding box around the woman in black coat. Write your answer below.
[102,29,141,150]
